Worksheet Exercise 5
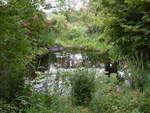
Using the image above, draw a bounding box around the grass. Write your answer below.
[25,70,148,113]
[1,69,149,113]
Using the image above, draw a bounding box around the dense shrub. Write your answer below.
[0,0,53,101]
[89,75,145,113]
[67,25,87,39]
[25,92,92,113]
[3,70,146,113]
[139,97,150,113]
[70,69,95,106]
[47,14,68,34]
[0,95,31,113]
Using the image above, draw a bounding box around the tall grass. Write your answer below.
[126,57,150,93]
[89,75,144,113]
[26,69,150,113]
[25,69,95,113]
[1,69,149,113]
[70,69,95,107]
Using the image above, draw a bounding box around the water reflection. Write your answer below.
[31,50,105,94]
[28,50,131,95]
[48,51,105,69]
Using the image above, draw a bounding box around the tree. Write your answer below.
[91,0,150,61]
[90,0,150,90]
[0,0,53,100]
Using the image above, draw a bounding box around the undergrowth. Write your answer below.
[0,69,149,113]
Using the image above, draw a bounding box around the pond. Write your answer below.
[28,49,123,95]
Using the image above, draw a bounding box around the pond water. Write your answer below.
[28,50,129,95]
[29,50,106,94]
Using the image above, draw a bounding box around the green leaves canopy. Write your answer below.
[92,0,150,60]
[0,0,53,99]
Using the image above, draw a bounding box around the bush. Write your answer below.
[67,25,87,39]
[25,93,51,113]
[25,92,92,113]
[126,59,150,92]
[139,97,150,113]
[70,69,95,106]
[47,14,68,34]
[89,75,144,113]
[0,70,26,100]
[0,95,31,113]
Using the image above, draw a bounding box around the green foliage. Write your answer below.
[25,70,95,113]
[1,69,146,113]
[1,0,150,113]
[67,24,87,39]
[0,95,31,113]
[89,75,145,113]
[127,59,150,92]
[33,69,96,107]
[0,70,25,99]
[91,0,150,60]
[70,70,95,106]
[0,0,53,100]
[47,14,68,35]
[139,96,150,113]
[25,92,92,113]
[27,71,148,113]
[25,93,52,113]
[52,10,111,54]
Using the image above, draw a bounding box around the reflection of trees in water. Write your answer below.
[34,51,117,76]
[50,51,103,68]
